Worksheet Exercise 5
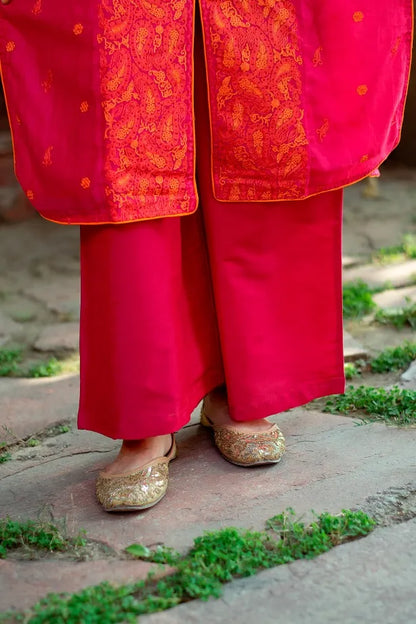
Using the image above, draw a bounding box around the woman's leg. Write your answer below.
[193,4,345,424]
[78,212,224,471]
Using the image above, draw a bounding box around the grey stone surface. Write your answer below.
[0,310,21,340]
[343,330,369,361]
[343,259,416,289]
[0,374,79,444]
[373,285,416,309]
[33,322,79,352]
[402,360,416,382]
[143,519,416,624]
[23,277,80,320]
[1,409,416,554]
[400,360,416,390]
[0,559,159,612]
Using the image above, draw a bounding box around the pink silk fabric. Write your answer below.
[0,0,413,224]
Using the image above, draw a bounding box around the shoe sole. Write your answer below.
[103,491,167,512]
[220,453,284,467]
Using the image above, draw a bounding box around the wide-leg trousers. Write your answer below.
[77,9,345,440]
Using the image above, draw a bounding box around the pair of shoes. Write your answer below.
[200,404,285,467]
[95,435,177,512]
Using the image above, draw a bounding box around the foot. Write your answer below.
[204,386,274,433]
[101,434,173,476]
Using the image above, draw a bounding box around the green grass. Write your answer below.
[0,348,63,378]
[28,358,62,378]
[0,509,375,624]
[0,518,87,559]
[374,301,416,329]
[342,281,378,319]
[372,234,416,264]
[344,362,362,379]
[0,349,22,377]
[370,342,416,373]
[324,385,416,425]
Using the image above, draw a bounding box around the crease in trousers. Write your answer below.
[77,8,346,440]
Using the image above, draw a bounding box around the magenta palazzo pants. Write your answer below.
[77,14,345,440]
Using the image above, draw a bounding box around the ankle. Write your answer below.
[121,434,171,453]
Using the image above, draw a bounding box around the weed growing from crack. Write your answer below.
[342,281,379,319]
[374,300,416,330]
[324,385,416,425]
[0,518,87,559]
[0,422,72,463]
[0,509,376,624]
[28,358,63,378]
[370,342,416,373]
[372,234,416,264]
[344,362,362,379]
[0,348,63,378]
[0,349,22,377]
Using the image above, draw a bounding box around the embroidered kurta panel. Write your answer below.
[0,0,413,223]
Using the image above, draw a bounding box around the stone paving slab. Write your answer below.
[1,409,415,555]
[0,310,21,340]
[0,559,159,612]
[373,285,416,308]
[143,518,416,624]
[23,277,80,321]
[0,374,79,444]
[33,322,79,352]
[343,259,416,289]
[343,330,369,361]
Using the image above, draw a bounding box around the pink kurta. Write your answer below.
[0,0,412,224]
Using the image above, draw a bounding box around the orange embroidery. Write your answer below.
[32,0,42,15]
[80,101,89,113]
[97,0,193,219]
[26,190,34,201]
[252,129,264,155]
[357,84,368,96]
[209,0,309,199]
[73,24,84,36]
[5,41,16,53]
[391,36,401,56]
[42,146,54,167]
[41,69,54,93]
[360,154,369,162]
[312,46,323,67]
[316,118,329,142]
[353,11,364,22]
[80,177,91,189]
[16,115,22,126]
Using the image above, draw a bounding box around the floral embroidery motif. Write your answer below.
[312,46,323,67]
[316,118,329,142]
[391,36,401,56]
[203,0,309,200]
[32,0,42,15]
[73,24,84,36]
[5,41,15,53]
[353,11,364,22]
[360,154,369,162]
[41,69,54,93]
[97,0,194,220]
[80,101,89,113]
[26,190,34,201]
[357,84,368,95]
[42,146,54,167]
[80,177,91,189]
